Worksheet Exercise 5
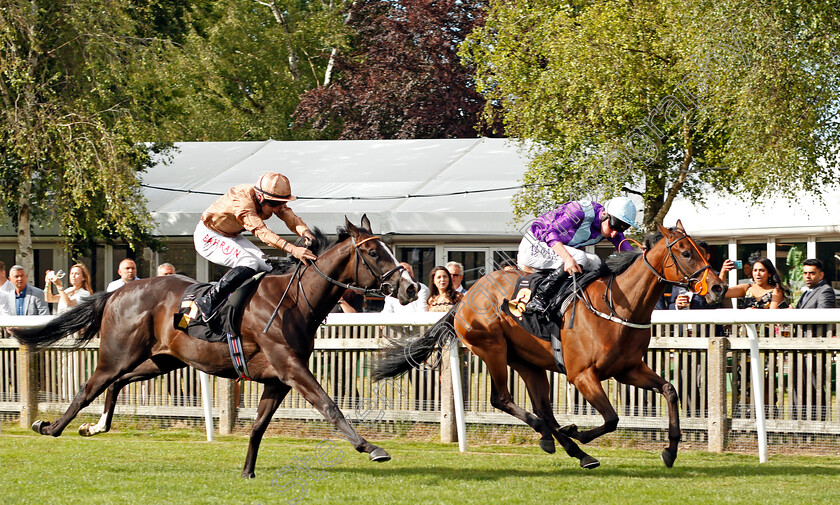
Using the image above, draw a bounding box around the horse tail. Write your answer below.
[8,291,115,349]
[372,304,460,381]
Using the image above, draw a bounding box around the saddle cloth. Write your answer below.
[174,273,265,343]
[500,270,603,374]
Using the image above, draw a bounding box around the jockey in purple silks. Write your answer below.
[517,197,638,315]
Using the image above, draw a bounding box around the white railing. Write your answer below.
[3,308,840,460]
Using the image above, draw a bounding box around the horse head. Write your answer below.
[653,219,727,305]
[343,214,419,305]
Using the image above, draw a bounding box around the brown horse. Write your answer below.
[374,221,726,469]
[11,216,418,478]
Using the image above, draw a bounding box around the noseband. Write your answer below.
[642,232,712,296]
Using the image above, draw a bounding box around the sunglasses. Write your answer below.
[609,216,631,233]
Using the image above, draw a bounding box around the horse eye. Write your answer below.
[368,250,378,259]
[682,250,691,258]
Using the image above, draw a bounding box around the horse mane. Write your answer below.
[600,228,673,276]
[268,224,373,274]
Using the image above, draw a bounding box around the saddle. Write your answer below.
[174,272,266,343]
[500,270,602,374]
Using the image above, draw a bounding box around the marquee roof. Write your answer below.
[143,138,840,241]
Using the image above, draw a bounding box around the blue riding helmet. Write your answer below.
[604,197,638,231]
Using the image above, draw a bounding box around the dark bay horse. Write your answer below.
[374,222,726,469]
[11,216,418,478]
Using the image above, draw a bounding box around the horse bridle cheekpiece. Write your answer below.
[350,235,404,296]
[643,230,712,296]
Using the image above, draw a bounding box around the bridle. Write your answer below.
[568,230,713,330]
[262,234,406,333]
[641,230,713,296]
[309,235,405,297]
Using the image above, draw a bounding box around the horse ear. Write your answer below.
[345,216,360,236]
[360,214,372,232]
[656,223,671,238]
[674,219,686,232]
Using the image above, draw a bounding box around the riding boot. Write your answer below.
[195,266,257,321]
[525,267,569,315]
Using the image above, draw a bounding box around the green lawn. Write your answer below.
[2,424,839,505]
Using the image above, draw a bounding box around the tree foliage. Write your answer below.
[462,0,840,228]
[166,0,354,141]
[0,0,184,271]
[295,0,497,139]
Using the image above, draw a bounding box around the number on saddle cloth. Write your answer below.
[174,272,267,342]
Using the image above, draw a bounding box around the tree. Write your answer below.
[295,0,497,139]
[167,0,354,140]
[0,1,178,274]
[462,0,840,229]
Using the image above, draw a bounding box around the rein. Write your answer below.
[571,230,712,329]
[264,234,405,331]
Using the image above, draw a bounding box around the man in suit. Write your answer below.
[796,258,836,309]
[0,265,49,316]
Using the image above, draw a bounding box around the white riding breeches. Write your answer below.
[193,221,271,272]
[517,231,602,271]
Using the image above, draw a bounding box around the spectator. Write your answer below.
[668,241,723,311]
[446,261,467,294]
[737,251,762,285]
[0,265,49,316]
[156,263,176,276]
[795,258,836,309]
[382,262,429,313]
[500,259,519,272]
[334,290,364,313]
[427,266,462,312]
[106,258,140,292]
[44,264,93,314]
[0,261,12,293]
[720,256,789,308]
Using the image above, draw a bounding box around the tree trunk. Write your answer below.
[17,176,34,278]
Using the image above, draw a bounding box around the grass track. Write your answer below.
[2,425,840,505]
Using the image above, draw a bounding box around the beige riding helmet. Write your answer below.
[254,172,297,202]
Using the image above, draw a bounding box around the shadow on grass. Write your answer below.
[309,461,840,481]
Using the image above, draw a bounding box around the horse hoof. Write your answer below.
[580,455,600,469]
[369,447,391,462]
[31,420,50,435]
[241,471,256,479]
[539,439,556,454]
[661,449,676,468]
[79,423,91,436]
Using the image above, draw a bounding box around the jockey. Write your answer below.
[517,197,638,315]
[193,172,318,320]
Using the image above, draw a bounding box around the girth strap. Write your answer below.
[226,333,251,381]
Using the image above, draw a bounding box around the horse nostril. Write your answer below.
[406,284,417,298]
[712,284,724,295]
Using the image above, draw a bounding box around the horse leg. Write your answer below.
[33,363,135,437]
[267,350,390,462]
[483,356,597,468]
[561,367,619,445]
[79,358,186,437]
[507,362,557,454]
[241,381,291,479]
[617,362,681,468]
[508,361,600,464]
